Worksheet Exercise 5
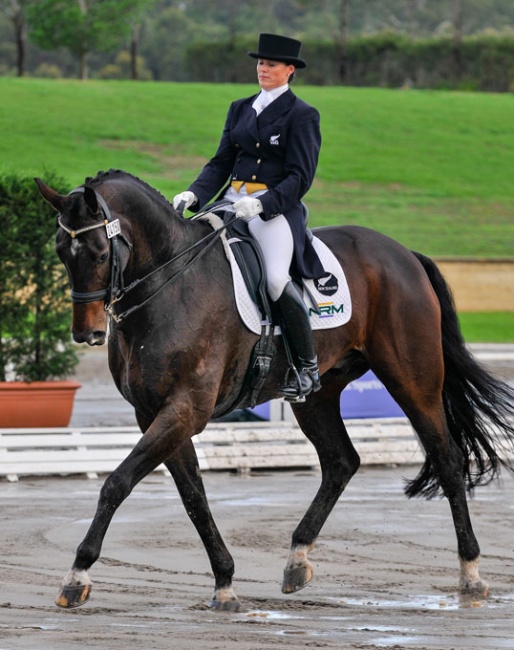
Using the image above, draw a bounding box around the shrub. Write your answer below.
[0,173,79,381]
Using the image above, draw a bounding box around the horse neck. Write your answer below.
[112,185,204,284]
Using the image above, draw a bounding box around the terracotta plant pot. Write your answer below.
[0,381,81,428]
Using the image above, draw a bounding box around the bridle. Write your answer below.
[59,187,130,306]
[58,189,235,323]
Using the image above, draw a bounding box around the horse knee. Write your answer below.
[99,471,132,509]
[326,449,360,488]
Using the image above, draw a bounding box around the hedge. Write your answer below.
[185,33,514,92]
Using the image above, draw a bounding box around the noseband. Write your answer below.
[58,187,130,306]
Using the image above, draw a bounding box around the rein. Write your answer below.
[59,189,236,322]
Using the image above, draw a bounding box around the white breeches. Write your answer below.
[225,186,294,301]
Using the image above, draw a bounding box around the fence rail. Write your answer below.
[0,419,425,482]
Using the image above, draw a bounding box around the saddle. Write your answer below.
[199,202,304,412]
[195,202,352,415]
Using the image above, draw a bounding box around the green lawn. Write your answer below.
[1,78,512,341]
[458,312,514,344]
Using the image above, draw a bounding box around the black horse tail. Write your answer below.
[405,251,514,499]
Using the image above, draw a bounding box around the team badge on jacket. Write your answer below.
[270,134,281,146]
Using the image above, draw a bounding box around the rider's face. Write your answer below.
[256,59,295,91]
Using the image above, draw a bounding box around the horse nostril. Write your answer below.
[85,331,106,346]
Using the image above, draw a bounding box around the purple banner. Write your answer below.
[248,370,404,421]
[340,370,405,419]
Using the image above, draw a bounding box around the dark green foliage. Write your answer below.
[186,33,514,91]
[0,173,78,381]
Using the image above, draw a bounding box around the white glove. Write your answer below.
[173,191,197,213]
[233,197,263,221]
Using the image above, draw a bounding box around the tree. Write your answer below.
[26,0,149,79]
[0,0,32,76]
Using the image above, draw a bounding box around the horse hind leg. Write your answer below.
[375,358,489,597]
[406,408,489,597]
[282,378,360,594]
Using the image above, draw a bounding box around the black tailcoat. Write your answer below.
[188,89,324,279]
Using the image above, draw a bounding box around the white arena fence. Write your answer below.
[0,419,425,482]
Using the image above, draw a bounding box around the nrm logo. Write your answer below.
[309,301,344,318]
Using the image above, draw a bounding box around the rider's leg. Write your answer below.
[247,215,320,400]
[274,282,321,400]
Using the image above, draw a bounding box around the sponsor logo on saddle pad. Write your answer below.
[310,301,344,318]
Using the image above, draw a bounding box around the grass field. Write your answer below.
[1,78,512,341]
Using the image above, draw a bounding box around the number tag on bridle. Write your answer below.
[106,219,121,239]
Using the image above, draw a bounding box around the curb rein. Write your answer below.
[58,189,235,323]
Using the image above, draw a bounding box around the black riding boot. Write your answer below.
[274,281,321,401]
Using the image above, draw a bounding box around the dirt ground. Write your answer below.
[1,466,513,650]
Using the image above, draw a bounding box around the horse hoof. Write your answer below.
[282,564,313,594]
[459,578,489,598]
[210,587,240,612]
[210,597,241,612]
[55,570,91,609]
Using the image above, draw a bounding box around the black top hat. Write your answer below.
[248,33,307,68]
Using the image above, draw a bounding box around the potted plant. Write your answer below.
[0,173,80,427]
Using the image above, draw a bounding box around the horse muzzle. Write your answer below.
[72,303,108,346]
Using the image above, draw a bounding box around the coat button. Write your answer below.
[251,175,257,180]
[256,142,260,148]
[257,159,261,164]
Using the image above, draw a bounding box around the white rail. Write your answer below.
[0,419,424,482]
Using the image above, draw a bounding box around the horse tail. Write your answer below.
[405,251,514,499]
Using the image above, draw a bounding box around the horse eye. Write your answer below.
[97,252,109,265]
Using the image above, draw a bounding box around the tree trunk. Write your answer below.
[79,52,88,80]
[12,7,25,77]
[452,0,464,83]
[130,23,140,80]
[336,0,349,84]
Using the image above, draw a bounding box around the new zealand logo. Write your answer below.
[315,273,338,296]
[270,134,281,146]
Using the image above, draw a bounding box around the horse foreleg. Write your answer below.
[283,380,360,594]
[164,440,239,612]
[55,410,197,609]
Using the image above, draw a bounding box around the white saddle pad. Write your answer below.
[200,213,352,335]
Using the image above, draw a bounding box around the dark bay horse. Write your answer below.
[35,169,514,611]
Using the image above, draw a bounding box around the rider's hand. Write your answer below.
[173,191,197,214]
[233,197,263,221]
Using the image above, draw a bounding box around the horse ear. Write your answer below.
[34,178,66,213]
[83,186,100,214]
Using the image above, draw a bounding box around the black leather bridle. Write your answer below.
[58,187,131,306]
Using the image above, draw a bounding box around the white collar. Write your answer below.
[252,84,289,114]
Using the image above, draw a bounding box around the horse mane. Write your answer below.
[84,169,174,213]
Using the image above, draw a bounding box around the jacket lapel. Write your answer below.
[257,89,296,127]
[243,96,260,141]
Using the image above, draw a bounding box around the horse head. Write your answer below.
[35,177,132,346]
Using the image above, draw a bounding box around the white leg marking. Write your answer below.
[62,568,91,589]
[285,544,313,574]
[213,586,237,603]
[459,557,489,596]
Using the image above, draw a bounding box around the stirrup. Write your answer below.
[281,366,321,402]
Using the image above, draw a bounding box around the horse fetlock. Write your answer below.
[282,545,315,594]
[210,586,240,612]
[459,558,489,597]
[55,569,92,609]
